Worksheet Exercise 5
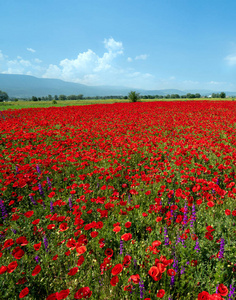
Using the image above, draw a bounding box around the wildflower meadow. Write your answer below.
[0,101,235,300]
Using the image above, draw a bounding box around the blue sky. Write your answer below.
[1,0,236,91]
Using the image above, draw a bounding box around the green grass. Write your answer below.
[0,98,234,110]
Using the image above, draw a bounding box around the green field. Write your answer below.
[0,98,235,110]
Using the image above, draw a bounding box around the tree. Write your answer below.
[32,96,38,101]
[54,95,59,100]
[59,94,67,100]
[128,91,140,102]
[48,95,52,101]
[220,92,226,98]
[77,94,83,100]
[0,90,9,102]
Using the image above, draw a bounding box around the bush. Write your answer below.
[128,91,140,102]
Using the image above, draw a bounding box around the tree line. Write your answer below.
[0,90,229,102]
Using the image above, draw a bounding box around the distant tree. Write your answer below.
[54,95,59,100]
[48,95,52,101]
[32,96,38,101]
[128,91,140,102]
[220,92,226,98]
[59,94,67,100]
[77,94,83,100]
[0,90,9,102]
[67,95,77,100]
[195,93,201,98]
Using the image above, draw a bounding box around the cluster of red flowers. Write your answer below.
[0,101,235,299]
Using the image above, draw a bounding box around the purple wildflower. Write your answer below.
[128,193,131,204]
[38,182,45,197]
[134,259,137,269]
[194,239,200,253]
[47,176,52,189]
[36,164,41,174]
[30,194,37,205]
[139,278,145,298]
[228,283,235,299]
[43,235,49,252]
[119,239,124,255]
[170,255,178,288]
[68,197,72,210]
[35,256,40,263]
[182,203,188,227]
[218,238,225,260]
[190,204,196,227]
[50,201,55,212]
[0,199,8,220]
[164,227,170,246]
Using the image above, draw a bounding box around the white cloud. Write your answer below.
[27,48,36,53]
[34,58,42,63]
[135,54,148,60]
[224,54,236,65]
[0,39,156,89]
[0,52,43,76]
[127,57,133,62]
[208,80,226,85]
[104,38,123,54]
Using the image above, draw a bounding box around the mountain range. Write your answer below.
[0,74,236,98]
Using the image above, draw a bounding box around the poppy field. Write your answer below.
[0,101,236,300]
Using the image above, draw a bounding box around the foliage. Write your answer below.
[128,91,140,102]
[0,101,235,299]
[0,90,9,102]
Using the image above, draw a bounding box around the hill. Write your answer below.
[0,74,235,98]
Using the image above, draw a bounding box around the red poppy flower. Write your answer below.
[121,233,132,241]
[32,219,40,225]
[124,284,133,292]
[76,246,86,256]
[33,242,41,251]
[156,289,165,298]
[16,236,29,246]
[52,254,58,261]
[110,276,119,286]
[128,274,140,284]
[47,224,56,230]
[24,210,34,218]
[12,247,25,259]
[4,239,14,249]
[68,267,78,276]
[59,223,69,232]
[0,265,7,274]
[104,248,113,257]
[57,289,70,300]
[74,287,92,299]
[16,277,27,285]
[225,209,231,216]
[19,287,29,298]
[7,261,18,273]
[217,284,228,296]
[125,221,132,228]
[111,263,123,275]
[46,293,58,300]
[148,266,159,278]
[90,231,98,238]
[167,269,176,276]
[113,226,121,233]
[77,255,84,266]
[198,291,210,300]
[32,265,41,276]
[48,192,56,198]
